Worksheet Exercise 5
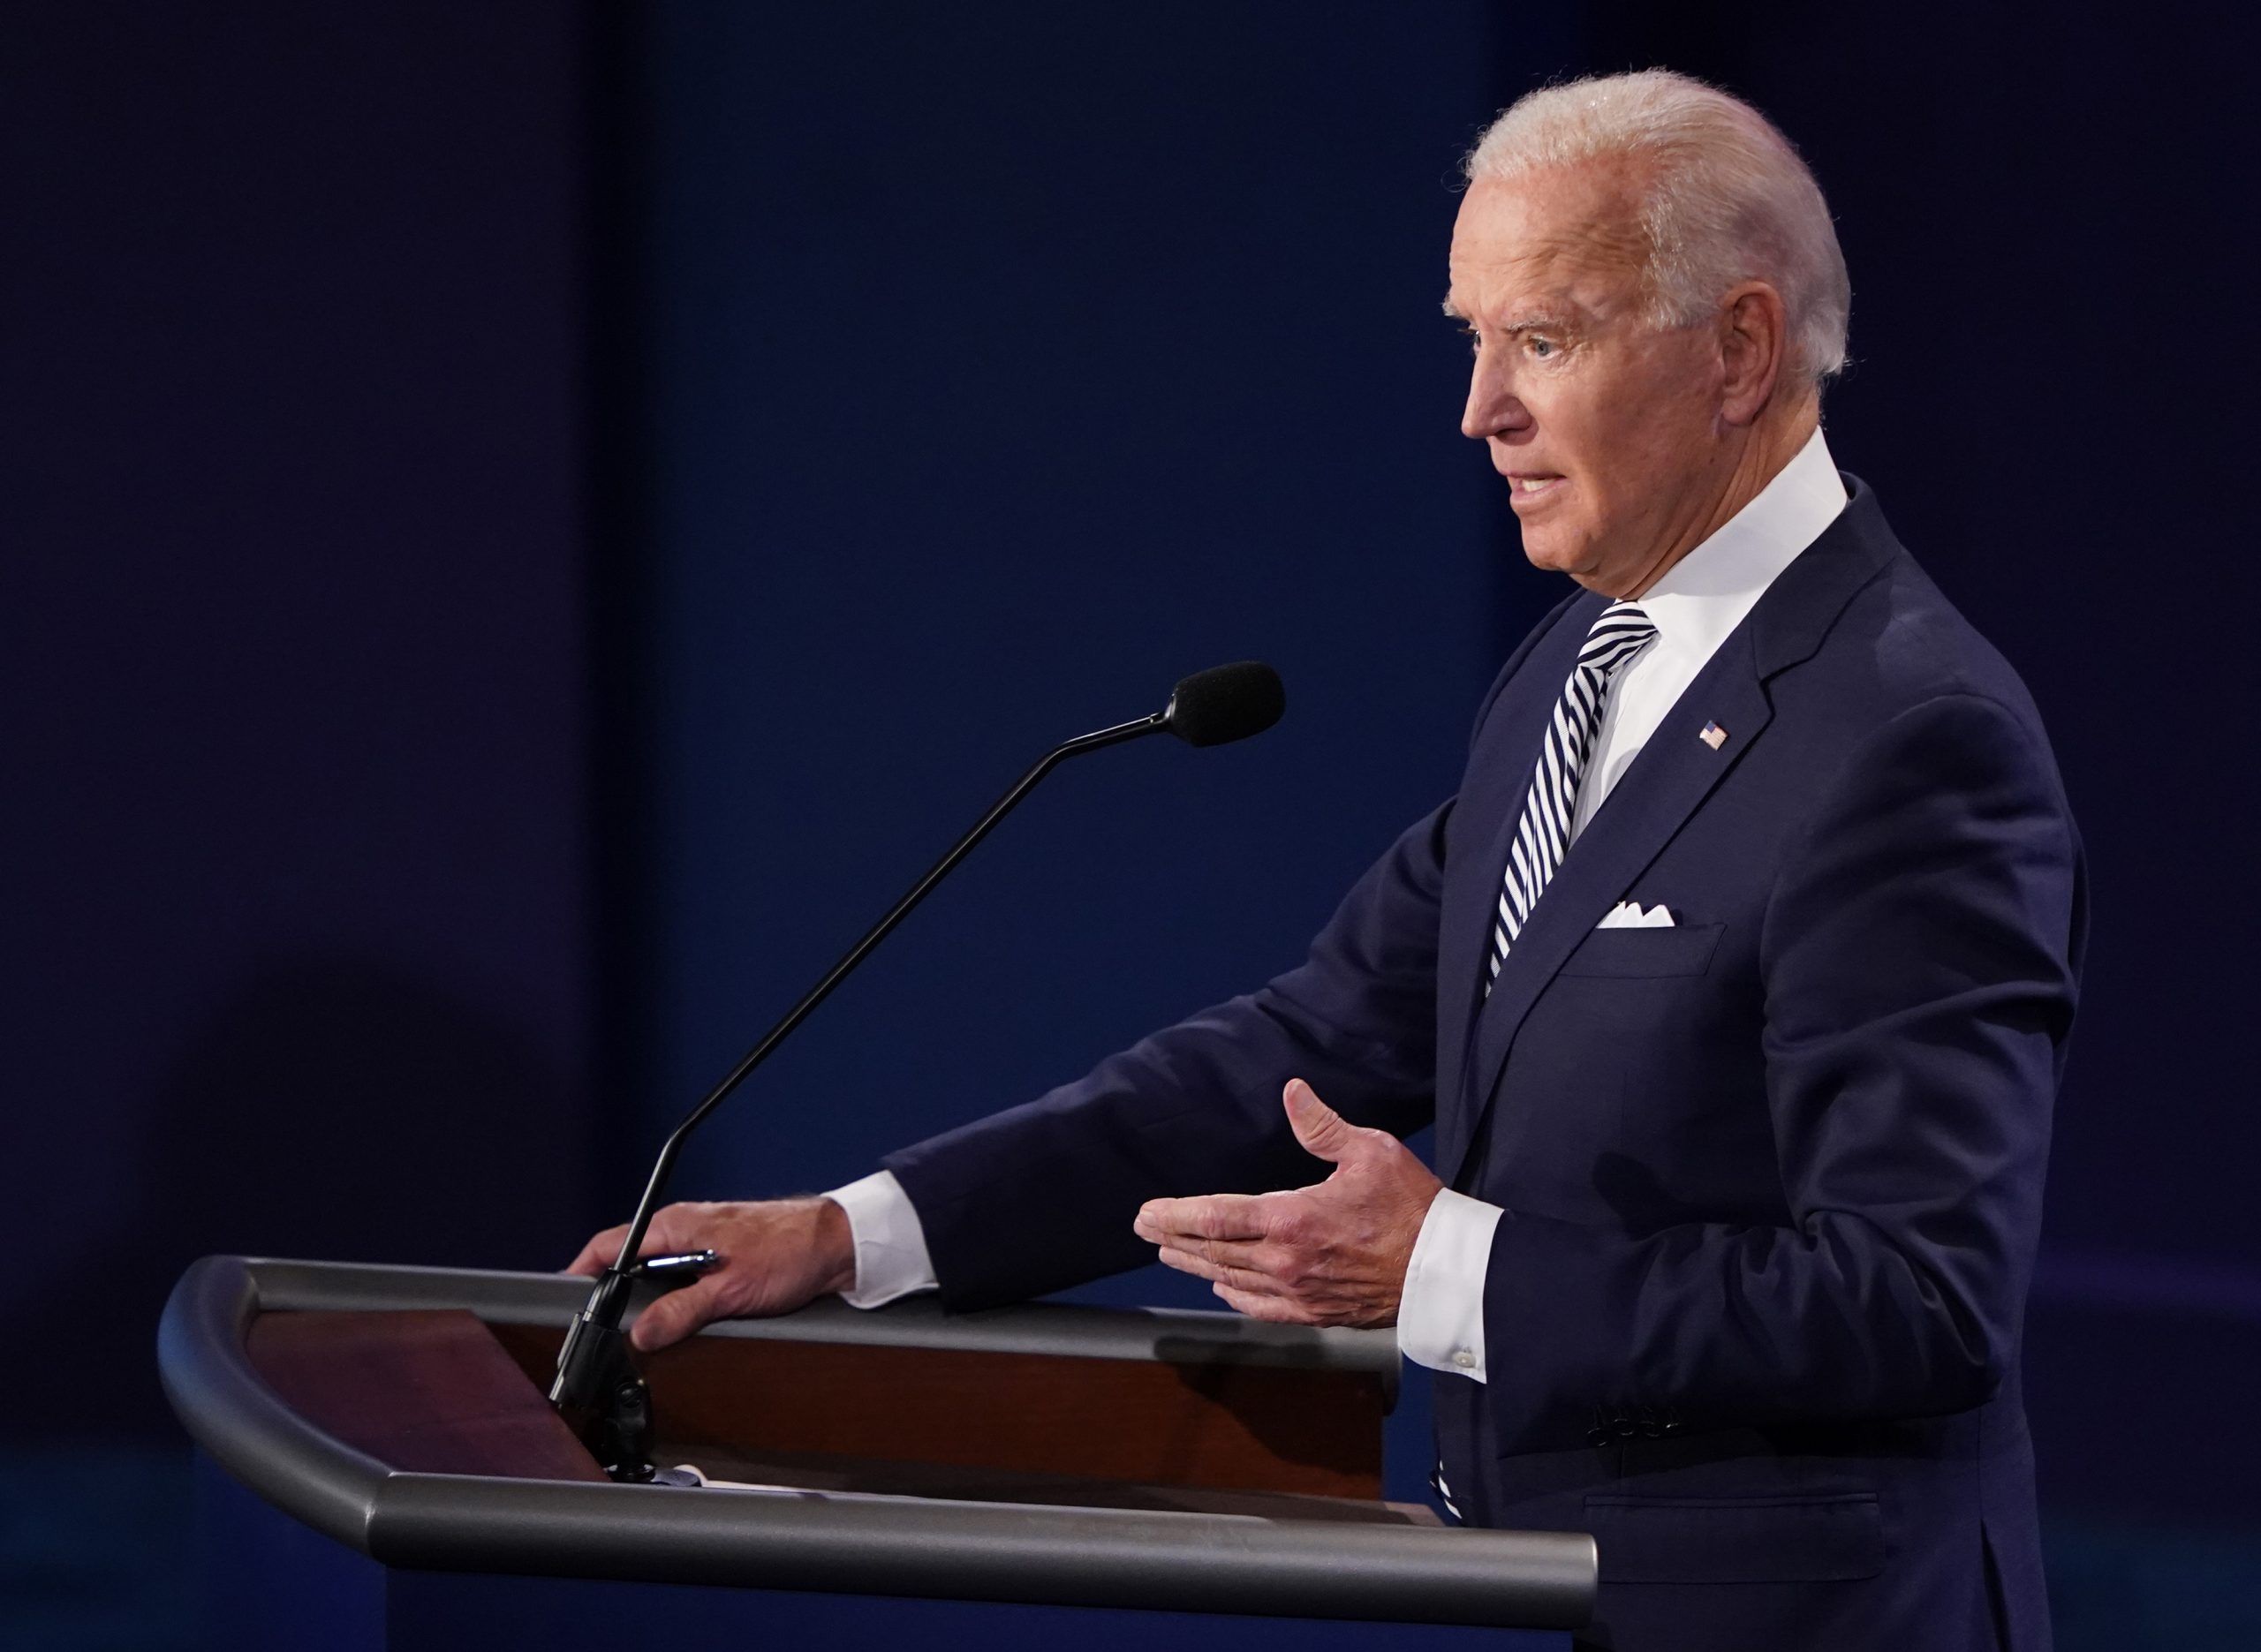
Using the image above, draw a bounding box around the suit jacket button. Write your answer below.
[1586,1406,1611,1448]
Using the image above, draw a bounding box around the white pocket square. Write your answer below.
[1599,901,1675,930]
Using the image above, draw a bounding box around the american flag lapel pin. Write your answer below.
[1698,720,1728,750]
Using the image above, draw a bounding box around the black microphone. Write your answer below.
[1164,660,1286,747]
[552,661,1286,1479]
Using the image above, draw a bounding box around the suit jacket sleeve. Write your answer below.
[883,800,1452,1310]
[1478,690,2083,1452]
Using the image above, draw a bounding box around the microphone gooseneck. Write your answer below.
[551,663,1283,1479]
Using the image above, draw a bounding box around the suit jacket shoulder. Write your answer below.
[1754,477,2068,797]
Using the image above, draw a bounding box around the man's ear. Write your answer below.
[1717,281,1789,426]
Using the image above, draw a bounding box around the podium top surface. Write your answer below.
[231,1250,1410,1378]
[159,1254,1594,1631]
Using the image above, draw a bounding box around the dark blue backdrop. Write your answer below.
[4,4,596,1422]
[614,0,1544,1304]
[9,3,2257,1648]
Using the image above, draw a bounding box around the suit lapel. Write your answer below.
[1445,645,1773,1184]
[1433,596,1597,1147]
[1439,477,1901,1188]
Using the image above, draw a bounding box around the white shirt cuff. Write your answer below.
[822,1170,940,1309]
[1396,1187,1504,1382]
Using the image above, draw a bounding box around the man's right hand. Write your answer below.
[565,1197,857,1352]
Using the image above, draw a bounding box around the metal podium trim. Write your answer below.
[158,1255,1596,1630]
[237,1253,1405,1399]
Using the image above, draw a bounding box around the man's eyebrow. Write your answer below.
[1438,299,1577,334]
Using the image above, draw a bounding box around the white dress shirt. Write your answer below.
[827,428,1851,1364]
[824,1167,940,1308]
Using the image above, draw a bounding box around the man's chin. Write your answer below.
[1517,530,1628,596]
[1516,527,1585,578]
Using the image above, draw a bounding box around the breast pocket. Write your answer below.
[1556,922,1724,978]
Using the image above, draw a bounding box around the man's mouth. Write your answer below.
[1507,472,1566,503]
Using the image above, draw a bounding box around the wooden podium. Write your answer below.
[161,1256,1593,1649]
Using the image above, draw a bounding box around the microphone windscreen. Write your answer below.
[1165,661,1285,747]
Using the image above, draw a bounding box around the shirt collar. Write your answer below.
[1635,425,1849,662]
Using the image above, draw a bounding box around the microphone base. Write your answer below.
[550,1275,659,1482]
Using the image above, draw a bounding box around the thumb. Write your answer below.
[630,1277,720,1353]
[1284,1078,1359,1165]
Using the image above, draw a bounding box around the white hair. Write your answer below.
[1463,71,1850,387]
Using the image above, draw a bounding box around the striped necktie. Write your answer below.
[1485,600,1657,994]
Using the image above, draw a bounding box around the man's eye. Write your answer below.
[1528,336,1557,359]
[1460,324,1481,355]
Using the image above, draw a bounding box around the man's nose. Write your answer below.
[1461,351,1528,441]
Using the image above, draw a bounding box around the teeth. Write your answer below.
[1516,477,1556,493]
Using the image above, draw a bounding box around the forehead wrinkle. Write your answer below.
[1452,163,1661,324]
[1445,259,1599,333]
[1452,259,1637,338]
[1504,219,1650,313]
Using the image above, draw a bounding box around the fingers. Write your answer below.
[629,1275,724,1353]
[1214,1280,1309,1324]
[1155,1245,1283,1297]
[565,1206,699,1278]
[1160,1233,1272,1271]
[568,1199,857,1354]
[1283,1078,1360,1164]
[1135,1193,1270,1246]
[567,1224,629,1277]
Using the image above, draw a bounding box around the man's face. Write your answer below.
[1447,166,1728,597]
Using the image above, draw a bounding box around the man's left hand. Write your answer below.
[1133,1078,1442,1327]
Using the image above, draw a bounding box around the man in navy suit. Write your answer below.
[574,70,2083,1652]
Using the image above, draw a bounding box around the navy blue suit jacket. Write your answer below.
[887,479,2085,1652]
